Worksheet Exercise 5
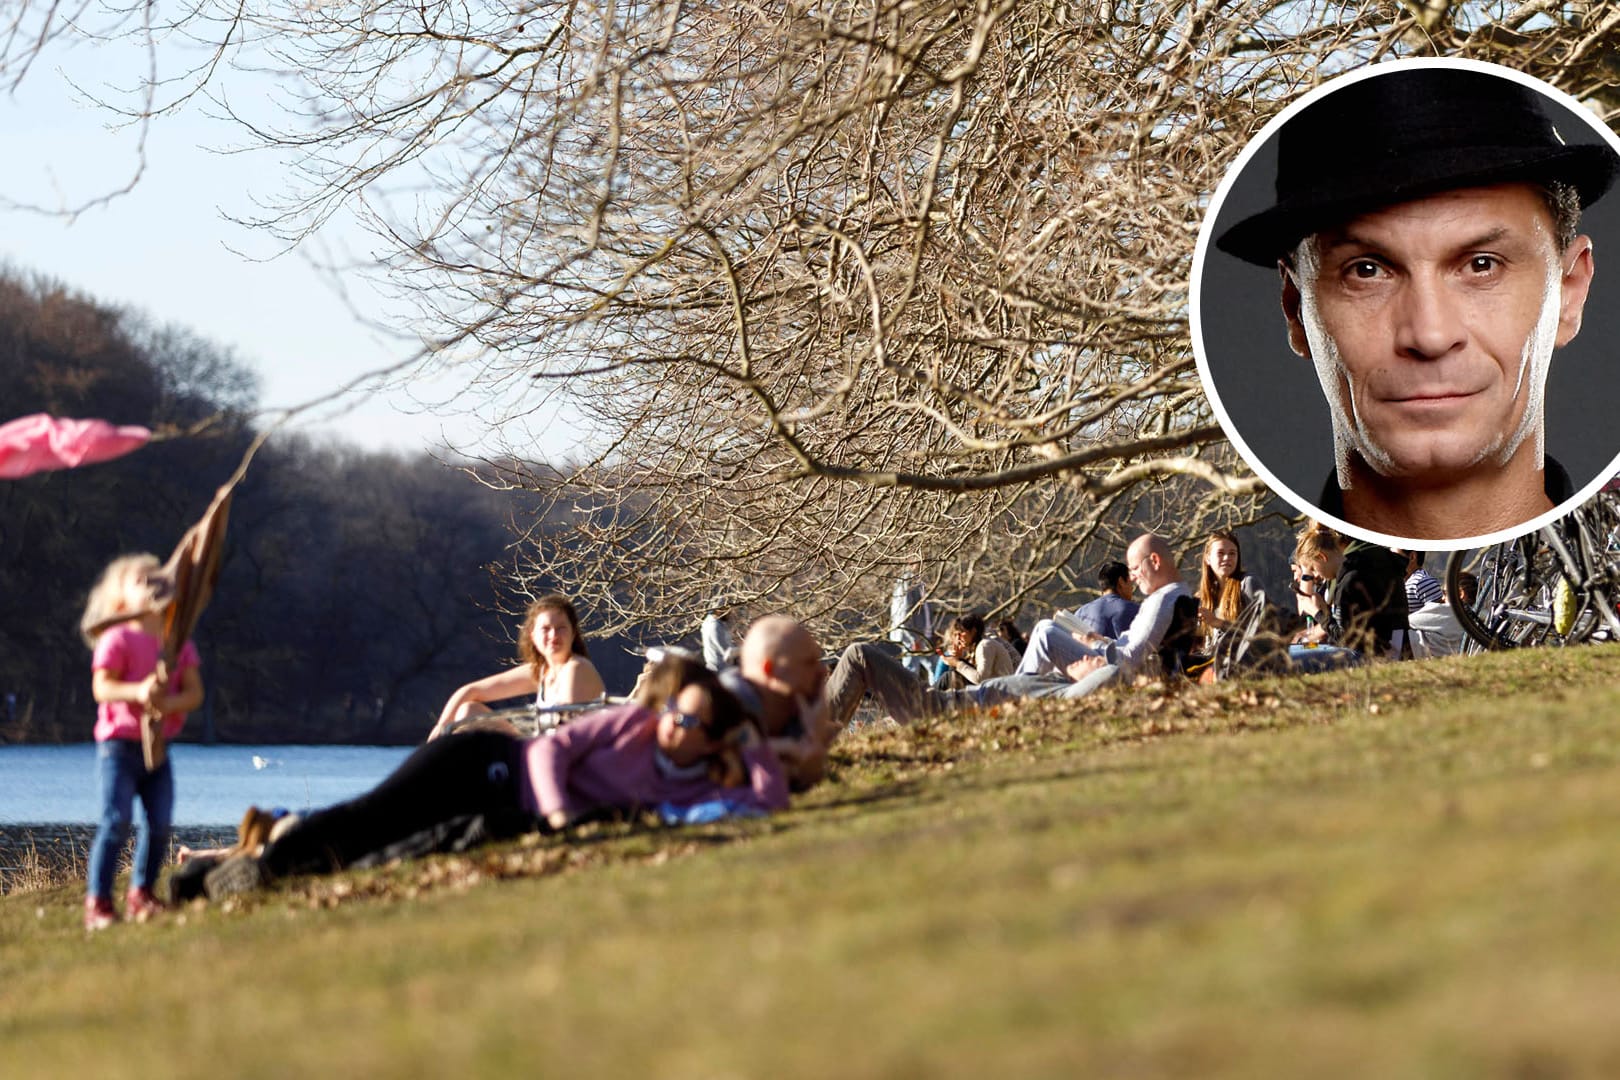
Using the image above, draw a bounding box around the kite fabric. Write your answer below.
[138,479,235,772]
[0,413,151,479]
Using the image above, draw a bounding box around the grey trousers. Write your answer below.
[828,643,944,727]
[827,642,1123,728]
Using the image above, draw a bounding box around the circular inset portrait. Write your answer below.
[1192,58,1620,549]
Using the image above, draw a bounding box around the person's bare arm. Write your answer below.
[92,668,163,709]
[156,665,204,716]
[430,663,538,739]
[770,690,834,790]
[771,737,828,791]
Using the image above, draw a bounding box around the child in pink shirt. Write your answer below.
[80,554,204,930]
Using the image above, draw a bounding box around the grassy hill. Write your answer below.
[7,646,1620,1078]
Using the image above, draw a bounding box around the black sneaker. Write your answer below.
[163,855,220,904]
[203,853,267,900]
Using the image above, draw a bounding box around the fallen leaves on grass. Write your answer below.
[827,661,1454,787]
[248,828,716,916]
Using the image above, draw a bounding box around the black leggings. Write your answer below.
[263,731,529,877]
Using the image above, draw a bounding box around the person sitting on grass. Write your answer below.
[1401,550,1445,612]
[195,656,783,899]
[1073,560,1140,639]
[1287,522,1411,672]
[1011,558,1149,681]
[969,533,1197,704]
[428,594,606,740]
[931,614,1017,691]
[825,533,1196,727]
[996,619,1028,657]
[1196,531,1264,658]
[1409,571,1478,660]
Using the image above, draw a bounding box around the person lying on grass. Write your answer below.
[188,656,786,900]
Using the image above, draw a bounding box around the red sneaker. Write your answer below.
[84,895,119,932]
[125,887,164,923]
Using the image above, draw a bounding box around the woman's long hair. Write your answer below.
[516,594,590,682]
[1197,532,1247,622]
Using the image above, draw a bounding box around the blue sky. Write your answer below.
[0,49,582,461]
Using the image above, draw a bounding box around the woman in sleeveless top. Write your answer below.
[428,594,606,739]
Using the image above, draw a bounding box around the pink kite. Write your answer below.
[0,413,152,479]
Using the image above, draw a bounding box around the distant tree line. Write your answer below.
[0,269,644,745]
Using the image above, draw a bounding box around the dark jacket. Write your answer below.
[1327,542,1410,657]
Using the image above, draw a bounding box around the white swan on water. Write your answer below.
[251,755,279,770]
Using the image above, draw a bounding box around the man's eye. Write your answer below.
[1348,260,1383,280]
[1467,255,1500,274]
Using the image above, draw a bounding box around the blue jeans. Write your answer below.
[1286,644,1362,673]
[965,665,1123,706]
[88,739,174,899]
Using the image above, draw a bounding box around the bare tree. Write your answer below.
[5,1,1619,637]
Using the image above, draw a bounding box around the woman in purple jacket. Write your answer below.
[205,658,785,892]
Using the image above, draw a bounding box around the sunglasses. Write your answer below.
[670,711,704,730]
[665,704,714,737]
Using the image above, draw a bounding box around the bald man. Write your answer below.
[973,534,1195,703]
[827,534,1196,724]
[719,615,834,791]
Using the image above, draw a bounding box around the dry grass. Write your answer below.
[0,831,86,896]
[0,837,77,894]
[6,646,1620,1078]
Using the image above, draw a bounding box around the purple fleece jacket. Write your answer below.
[524,703,789,819]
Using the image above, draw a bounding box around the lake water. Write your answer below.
[0,743,414,826]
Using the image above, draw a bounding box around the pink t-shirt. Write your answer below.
[91,623,200,743]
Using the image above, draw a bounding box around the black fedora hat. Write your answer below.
[1216,65,1620,268]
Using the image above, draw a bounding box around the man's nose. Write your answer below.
[1393,275,1467,360]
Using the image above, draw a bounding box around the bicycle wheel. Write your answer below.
[1568,490,1620,642]
[1446,537,1560,651]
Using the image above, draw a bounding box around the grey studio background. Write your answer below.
[1195,82,1620,512]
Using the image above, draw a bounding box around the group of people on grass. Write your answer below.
[77,520,1470,929]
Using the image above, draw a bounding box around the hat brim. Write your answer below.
[1215,142,1619,267]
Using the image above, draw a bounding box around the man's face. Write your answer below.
[1283,183,1594,486]
[1126,548,1153,594]
[770,631,826,702]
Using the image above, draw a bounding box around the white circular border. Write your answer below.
[1190,56,1620,552]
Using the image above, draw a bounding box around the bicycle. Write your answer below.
[1445,488,1620,652]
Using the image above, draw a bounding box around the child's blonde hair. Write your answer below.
[80,554,162,648]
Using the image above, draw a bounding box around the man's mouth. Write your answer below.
[1382,387,1485,408]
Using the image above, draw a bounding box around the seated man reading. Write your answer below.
[968,533,1196,704]
[825,533,1195,727]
